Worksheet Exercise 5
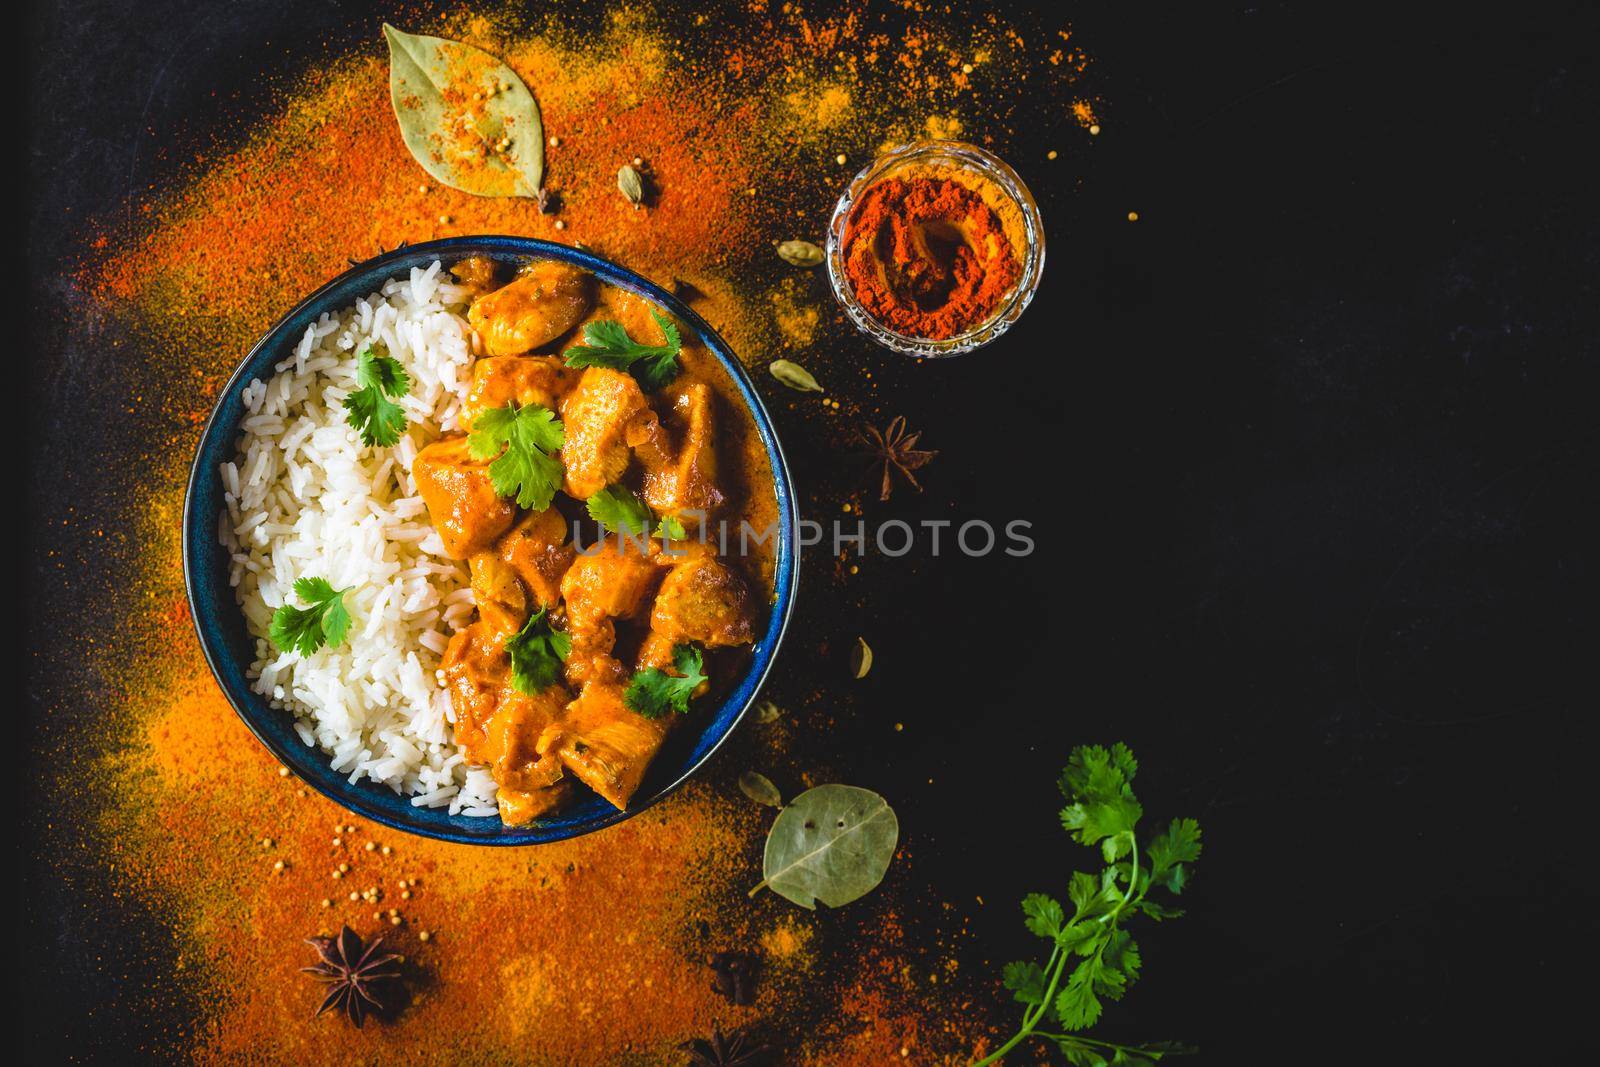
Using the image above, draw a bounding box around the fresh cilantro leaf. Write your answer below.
[561,311,683,391]
[1096,967,1128,1004]
[1022,893,1066,940]
[467,403,565,511]
[1103,930,1142,992]
[585,484,686,540]
[1068,871,1103,916]
[560,320,637,368]
[1060,744,1138,805]
[1060,743,1144,854]
[344,388,407,449]
[632,316,683,391]
[1056,1046,1109,1067]
[1054,960,1103,1030]
[586,484,653,535]
[1057,921,1100,953]
[268,577,352,656]
[1138,899,1186,922]
[505,608,571,695]
[355,345,411,394]
[1147,817,1203,894]
[1002,960,1049,1006]
[1108,741,1139,783]
[293,576,338,604]
[623,643,707,719]
[342,343,411,447]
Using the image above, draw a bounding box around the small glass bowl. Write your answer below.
[825,140,1046,358]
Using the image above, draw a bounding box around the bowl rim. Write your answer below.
[181,235,799,846]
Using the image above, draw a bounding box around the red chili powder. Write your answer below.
[841,176,1023,340]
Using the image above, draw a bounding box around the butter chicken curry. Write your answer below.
[416,256,776,825]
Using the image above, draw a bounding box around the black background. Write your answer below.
[25,0,1599,1063]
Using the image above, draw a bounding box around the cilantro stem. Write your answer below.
[973,929,1074,1066]
[971,1025,1032,1066]
[1023,944,1064,1028]
[1030,1033,1192,1058]
[973,833,1147,1066]
[1117,835,1142,918]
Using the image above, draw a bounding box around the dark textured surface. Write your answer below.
[26,0,1599,1062]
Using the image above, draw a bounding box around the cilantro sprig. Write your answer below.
[506,608,571,695]
[624,643,707,719]
[342,343,412,447]
[586,484,687,541]
[972,744,1202,1067]
[268,577,353,657]
[467,402,565,511]
[561,312,682,391]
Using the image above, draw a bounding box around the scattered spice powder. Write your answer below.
[45,3,1099,1062]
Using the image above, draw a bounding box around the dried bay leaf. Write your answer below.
[749,785,899,909]
[384,24,544,197]
[850,637,873,679]
[618,164,645,206]
[776,240,824,267]
[738,772,783,808]
[769,359,822,393]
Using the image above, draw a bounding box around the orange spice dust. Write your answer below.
[54,2,1098,1062]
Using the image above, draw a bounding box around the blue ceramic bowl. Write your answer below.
[183,237,798,845]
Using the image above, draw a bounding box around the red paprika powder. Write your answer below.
[840,174,1022,340]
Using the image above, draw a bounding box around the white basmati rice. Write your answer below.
[219,262,498,817]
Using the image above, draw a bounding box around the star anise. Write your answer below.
[708,950,758,1005]
[856,416,938,501]
[301,925,403,1027]
[679,1027,770,1067]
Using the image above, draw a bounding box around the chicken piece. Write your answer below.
[465,509,572,634]
[412,437,516,559]
[463,355,576,428]
[562,540,665,628]
[497,779,571,825]
[439,622,510,757]
[578,289,684,470]
[642,382,724,520]
[496,507,574,610]
[559,539,667,686]
[624,406,671,469]
[441,622,573,824]
[467,260,595,356]
[468,552,528,635]
[451,254,504,293]
[482,687,571,825]
[540,681,670,810]
[637,552,756,669]
[597,287,681,346]
[559,367,653,499]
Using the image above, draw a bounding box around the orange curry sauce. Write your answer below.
[418,256,777,824]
